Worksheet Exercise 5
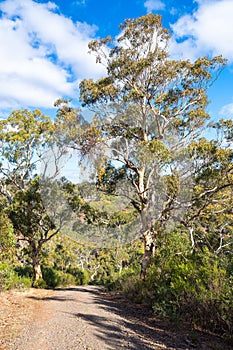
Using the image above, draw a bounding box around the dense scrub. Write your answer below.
[114,232,233,342]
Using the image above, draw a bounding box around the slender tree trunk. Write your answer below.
[33,261,43,281]
[140,209,156,281]
[140,229,155,281]
[30,242,43,281]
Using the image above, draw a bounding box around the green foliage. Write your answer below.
[0,210,16,261]
[0,109,53,186]
[40,266,58,288]
[55,271,76,287]
[93,242,142,290]
[9,181,56,240]
[0,263,31,291]
[66,13,229,281]
[41,265,88,288]
[67,267,90,285]
[8,181,61,281]
[14,265,34,278]
[118,231,233,340]
[67,13,227,225]
[0,109,61,282]
[109,269,143,296]
[33,278,47,289]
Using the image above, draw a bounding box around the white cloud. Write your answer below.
[72,0,86,6]
[170,0,233,61]
[220,103,233,117]
[0,0,105,111]
[144,0,165,13]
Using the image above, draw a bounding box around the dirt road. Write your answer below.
[0,286,230,350]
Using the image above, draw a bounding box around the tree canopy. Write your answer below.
[60,14,229,278]
[0,109,59,281]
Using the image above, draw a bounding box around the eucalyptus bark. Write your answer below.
[139,202,156,280]
[30,241,43,281]
[140,228,155,281]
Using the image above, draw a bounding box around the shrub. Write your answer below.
[56,271,76,286]
[145,233,233,340]
[41,266,81,288]
[116,231,233,341]
[14,265,34,278]
[42,266,59,288]
[77,269,90,285]
[33,278,47,289]
[67,267,90,285]
[0,263,32,291]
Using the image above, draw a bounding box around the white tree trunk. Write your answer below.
[140,208,156,280]
[31,243,43,281]
[140,229,155,281]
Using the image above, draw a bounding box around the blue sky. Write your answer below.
[0,0,233,121]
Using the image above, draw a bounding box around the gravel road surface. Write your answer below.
[0,286,230,350]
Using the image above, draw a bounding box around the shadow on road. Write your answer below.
[69,286,208,350]
[27,286,230,350]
